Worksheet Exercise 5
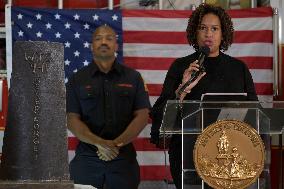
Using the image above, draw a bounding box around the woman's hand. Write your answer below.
[181,60,200,84]
[175,60,206,102]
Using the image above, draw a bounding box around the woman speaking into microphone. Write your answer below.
[150,3,258,189]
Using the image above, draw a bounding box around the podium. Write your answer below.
[160,100,284,189]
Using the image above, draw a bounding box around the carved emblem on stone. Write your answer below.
[24,52,50,73]
[194,120,265,189]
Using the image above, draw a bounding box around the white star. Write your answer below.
[73,14,80,20]
[65,78,69,83]
[27,22,33,28]
[93,14,99,21]
[46,23,52,29]
[64,59,71,66]
[73,69,78,73]
[74,50,80,57]
[83,41,90,48]
[55,13,61,20]
[36,31,43,38]
[17,14,23,19]
[74,32,80,38]
[112,14,118,21]
[18,30,24,37]
[55,32,62,38]
[84,23,90,30]
[35,13,42,20]
[64,22,71,29]
[64,41,71,48]
[83,60,90,66]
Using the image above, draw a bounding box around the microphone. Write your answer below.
[176,46,210,98]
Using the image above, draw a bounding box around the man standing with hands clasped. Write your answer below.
[66,25,151,189]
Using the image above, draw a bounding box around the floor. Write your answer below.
[74,181,202,189]
[139,181,202,189]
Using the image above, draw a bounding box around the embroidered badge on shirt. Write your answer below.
[85,85,93,96]
[141,77,148,92]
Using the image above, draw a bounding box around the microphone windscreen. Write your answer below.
[200,46,210,57]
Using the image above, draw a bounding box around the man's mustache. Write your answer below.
[98,45,110,50]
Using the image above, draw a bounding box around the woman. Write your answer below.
[150,4,257,189]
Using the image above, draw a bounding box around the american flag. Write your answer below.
[0,6,274,180]
[11,7,123,82]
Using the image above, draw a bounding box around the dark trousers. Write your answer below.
[169,135,211,189]
[70,153,140,189]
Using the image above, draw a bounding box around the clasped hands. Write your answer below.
[175,60,206,102]
[96,139,123,161]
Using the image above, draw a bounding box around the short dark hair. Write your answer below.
[186,3,234,51]
[92,25,117,39]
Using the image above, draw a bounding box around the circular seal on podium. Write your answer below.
[194,120,265,189]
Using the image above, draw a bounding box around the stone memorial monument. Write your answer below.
[0,41,73,189]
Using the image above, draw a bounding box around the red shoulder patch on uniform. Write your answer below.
[85,85,92,89]
[117,83,133,88]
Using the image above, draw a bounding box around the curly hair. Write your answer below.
[186,4,234,51]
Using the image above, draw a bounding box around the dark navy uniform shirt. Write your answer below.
[66,60,151,158]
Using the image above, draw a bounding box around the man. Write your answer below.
[66,25,150,189]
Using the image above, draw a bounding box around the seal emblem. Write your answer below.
[194,120,265,189]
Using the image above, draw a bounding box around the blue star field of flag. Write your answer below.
[11,7,123,83]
